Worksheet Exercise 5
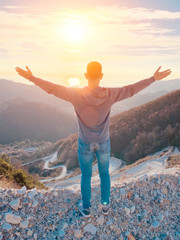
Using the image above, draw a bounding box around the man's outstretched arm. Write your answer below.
[15,66,78,103]
[110,66,172,103]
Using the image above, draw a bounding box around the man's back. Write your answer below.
[27,75,155,143]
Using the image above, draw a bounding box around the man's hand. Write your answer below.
[154,66,172,81]
[15,66,33,80]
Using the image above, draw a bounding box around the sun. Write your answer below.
[63,22,85,42]
[68,77,81,87]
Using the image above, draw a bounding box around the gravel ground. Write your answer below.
[0,172,179,240]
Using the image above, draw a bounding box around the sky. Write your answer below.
[0,0,180,87]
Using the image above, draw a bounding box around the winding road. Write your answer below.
[21,150,125,187]
[21,146,178,190]
[34,151,125,187]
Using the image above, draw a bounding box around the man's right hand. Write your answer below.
[15,66,33,80]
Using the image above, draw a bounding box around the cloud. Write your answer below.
[3,5,28,9]
[0,47,8,54]
[95,6,180,22]
[21,42,44,51]
[0,4,180,82]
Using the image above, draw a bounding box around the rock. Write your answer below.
[178,178,180,185]
[134,193,140,201]
[152,220,160,228]
[41,189,46,194]
[74,229,83,238]
[97,215,104,225]
[17,186,26,195]
[127,232,136,240]
[127,191,133,199]
[14,232,20,237]
[63,223,68,229]
[32,200,38,208]
[0,172,179,239]
[27,215,33,221]
[28,188,37,199]
[2,223,12,231]
[33,233,38,240]
[20,220,29,228]
[161,186,168,194]
[124,206,130,215]
[84,223,97,235]
[157,214,164,221]
[27,230,33,236]
[53,191,58,196]
[5,213,22,224]
[59,229,65,237]
[9,198,20,211]
[154,237,160,240]
[106,219,113,226]
[131,205,135,213]
[120,187,125,195]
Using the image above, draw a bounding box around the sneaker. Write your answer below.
[78,200,91,218]
[100,202,110,215]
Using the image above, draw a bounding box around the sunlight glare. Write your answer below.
[63,22,85,42]
[68,77,81,86]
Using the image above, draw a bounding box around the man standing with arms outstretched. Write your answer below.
[16,62,171,217]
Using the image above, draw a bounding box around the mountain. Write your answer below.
[111,78,180,115]
[0,78,74,114]
[140,78,180,93]
[111,90,168,115]
[110,89,180,163]
[1,78,179,117]
[0,98,77,144]
[50,89,180,169]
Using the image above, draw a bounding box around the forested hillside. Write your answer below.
[109,89,180,163]
[0,99,77,144]
[54,90,180,169]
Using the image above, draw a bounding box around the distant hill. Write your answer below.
[111,90,168,115]
[0,78,179,145]
[0,78,74,114]
[51,90,180,169]
[112,78,180,115]
[140,78,180,93]
[0,98,77,144]
[0,78,179,117]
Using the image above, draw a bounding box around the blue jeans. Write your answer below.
[77,137,111,209]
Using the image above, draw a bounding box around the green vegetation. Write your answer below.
[110,90,180,164]
[0,155,47,190]
[27,160,63,178]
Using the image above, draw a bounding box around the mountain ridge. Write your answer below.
[0,98,77,144]
[49,89,180,170]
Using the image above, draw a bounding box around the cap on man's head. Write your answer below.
[87,61,102,79]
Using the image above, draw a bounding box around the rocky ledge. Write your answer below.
[0,172,179,240]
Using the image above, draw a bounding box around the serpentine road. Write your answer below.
[37,151,125,188]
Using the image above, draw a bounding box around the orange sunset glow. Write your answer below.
[0,1,179,86]
[68,77,81,86]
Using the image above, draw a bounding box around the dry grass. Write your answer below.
[0,175,21,189]
[166,153,180,168]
